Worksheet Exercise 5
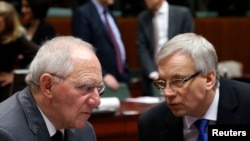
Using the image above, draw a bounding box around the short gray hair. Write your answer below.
[156,33,219,83]
[25,36,95,90]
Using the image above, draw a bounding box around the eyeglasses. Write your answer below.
[153,71,201,91]
[50,74,105,95]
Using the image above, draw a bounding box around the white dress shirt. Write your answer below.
[153,1,169,55]
[149,1,169,79]
[183,83,220,141]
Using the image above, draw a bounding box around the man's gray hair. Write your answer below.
[25,36,95,90]
[156,33,219,85]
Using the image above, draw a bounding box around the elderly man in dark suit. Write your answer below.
[137,0,194,96]
[0,36,104,141]
[71,0,130,91]
[138,33,250,141]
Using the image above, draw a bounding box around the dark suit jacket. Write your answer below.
[137,4,194,76]
[0,87,97,141]
[31,20,56,45]
[71,1,129,84]
[138,77,250,141]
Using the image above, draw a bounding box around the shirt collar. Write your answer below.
[183,82,220,129]
[37,106,64,137]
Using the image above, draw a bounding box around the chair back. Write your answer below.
[9,69,29,96]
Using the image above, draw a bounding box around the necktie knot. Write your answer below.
[194,119,209,141]
[51,130,63,141]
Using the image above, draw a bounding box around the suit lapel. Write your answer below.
[158,110,184,141]
[18,87,51,141]
[18,88,79,141]
[168,5,176,39]
[144,11,155,49]
[217,78,241,124]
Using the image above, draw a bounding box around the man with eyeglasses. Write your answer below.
[138,33,250,141]
[0,36,104,141]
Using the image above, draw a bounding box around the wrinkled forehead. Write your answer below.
[69,56,102,79]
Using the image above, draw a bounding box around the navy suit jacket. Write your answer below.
[0,87,97,141]
[71,1,129,84]
[31,20,56,45]
[138,77,250,141]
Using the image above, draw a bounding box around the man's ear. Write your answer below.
[39,73,54,98]
[205,71,217,90]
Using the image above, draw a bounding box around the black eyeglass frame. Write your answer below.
[153,71,202,90]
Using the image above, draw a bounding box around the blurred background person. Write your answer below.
[137,0,194,96]
[0,1,38,102]
[21,0,56,45]
[72,0,130,91]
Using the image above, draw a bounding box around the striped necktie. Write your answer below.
[103,8,123,74]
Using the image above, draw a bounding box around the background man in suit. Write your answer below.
[71,0,130,91]
[0,36,104,141]
[138,33,250,141]
[137,0,194,96]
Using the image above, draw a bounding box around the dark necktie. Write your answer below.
[194,119,209,141]
[51,130,63,141]
[103,8,123,74]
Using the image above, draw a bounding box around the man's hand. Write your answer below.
[103,74,120,90]
[0,72,14,87]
